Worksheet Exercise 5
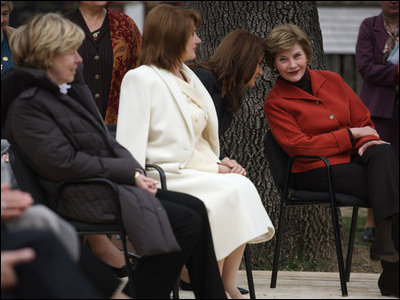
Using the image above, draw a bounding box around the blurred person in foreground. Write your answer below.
[1,185,128,299]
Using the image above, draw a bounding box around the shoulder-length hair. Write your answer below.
[1,1,13,11]
[264,24,312,69]
[140,4,201,71]
[10,13,84,71]
[191,29,265,113]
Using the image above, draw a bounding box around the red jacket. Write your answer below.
[264,69,380,173]
[107,9,142,124]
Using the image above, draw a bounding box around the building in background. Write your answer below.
[9,1,380,94]
[317,1,381,93]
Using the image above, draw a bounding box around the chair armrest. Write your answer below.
[145,164,167,190]
[286,155,331,184]
[285,155,336,204]
[55,178,120,213]
[289,155,330,169]
[56,177,140,280]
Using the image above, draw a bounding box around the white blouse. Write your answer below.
[176,71,220,173]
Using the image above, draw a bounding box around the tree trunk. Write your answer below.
[182,1,344,270]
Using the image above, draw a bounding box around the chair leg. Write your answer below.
[244,244,256,299]
[345,207,359,282]
[172,279,180,299]
[330,204,348,296]
[270,204,287,288]
[120,233,136,298]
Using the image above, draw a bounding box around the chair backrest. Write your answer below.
[8,145,48,206]
[264,130,290,194]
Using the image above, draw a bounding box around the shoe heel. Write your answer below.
[380,288,397,297]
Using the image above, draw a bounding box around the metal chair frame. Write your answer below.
[9,145,139,297]
[264,130,370,296]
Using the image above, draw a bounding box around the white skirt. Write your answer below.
[148,168,275,260]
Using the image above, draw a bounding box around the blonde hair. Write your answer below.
[264,24,312,69]
[140,4,201,71]
[10,13,85,71]
[1,1,13,11]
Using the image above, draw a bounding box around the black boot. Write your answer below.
[370,216,399,263]
[378,214,399,297]
[378,261,399,297]
[106,264,128,278]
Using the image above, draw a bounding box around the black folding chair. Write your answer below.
[243,244,256,299]
[8,144,138,297]
[264,130,370,296]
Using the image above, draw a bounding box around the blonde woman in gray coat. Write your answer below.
[3,12,226,299]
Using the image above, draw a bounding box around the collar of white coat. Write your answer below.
[150,64,220,158]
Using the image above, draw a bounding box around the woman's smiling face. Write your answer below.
[274,44,307,82]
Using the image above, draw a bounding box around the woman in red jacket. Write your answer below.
[264,24,398,297]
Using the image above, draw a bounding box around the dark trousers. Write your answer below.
[132,189,226,299]
[1,227,109,299]
[372,100,399,155]
[293,144,399,224]
[379,213,399,295]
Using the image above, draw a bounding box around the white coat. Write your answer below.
[117,64,274,260]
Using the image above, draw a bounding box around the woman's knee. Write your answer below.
[364,143,397,162]
[172,208,203,251]
[182,208,203,236]
[159,190,208,219]
[184,195,207,216]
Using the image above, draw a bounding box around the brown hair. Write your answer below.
[140,4,201,71]
[264,24,312,69]
[191,29,265,113]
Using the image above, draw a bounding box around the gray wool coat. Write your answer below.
[3,66,180,257]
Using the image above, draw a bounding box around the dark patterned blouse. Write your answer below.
[66,8,142,124]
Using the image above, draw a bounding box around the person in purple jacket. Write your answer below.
[356,1,398,152]
[355,1,399,246]
[355,2,399,296]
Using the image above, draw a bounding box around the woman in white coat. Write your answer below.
[116,4,274,298]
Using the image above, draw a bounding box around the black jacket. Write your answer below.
[2,66,179,256]
[193,68,233,159]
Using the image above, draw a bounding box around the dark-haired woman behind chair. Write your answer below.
[191,29,264,174]
[264,24,398,297]
[189,29,266,296]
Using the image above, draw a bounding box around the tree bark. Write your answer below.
[182,1,343,270]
